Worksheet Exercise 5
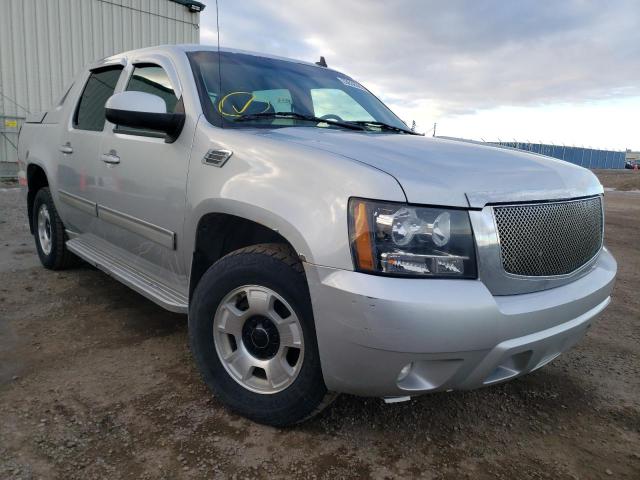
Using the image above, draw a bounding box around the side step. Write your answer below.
[67,235,189,314]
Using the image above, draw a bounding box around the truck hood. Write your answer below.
[259,128,603,208]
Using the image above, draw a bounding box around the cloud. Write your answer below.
[200,27,217,42]
[201,1,639,148]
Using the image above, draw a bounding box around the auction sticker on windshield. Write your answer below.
[337,77,367,91]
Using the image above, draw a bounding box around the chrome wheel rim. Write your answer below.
[37,204,52,256]
[213,285,305,394]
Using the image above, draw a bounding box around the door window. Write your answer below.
[118,64,179,136]
[127,65,178,112]
[74,66,123,131]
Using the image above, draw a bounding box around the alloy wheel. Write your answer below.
[213,285,305,394]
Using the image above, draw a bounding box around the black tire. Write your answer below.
[32,187,75,270]
[189,243,335,426]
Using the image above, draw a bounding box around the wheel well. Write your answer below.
[26,164,49,234]
[189,213,298,299]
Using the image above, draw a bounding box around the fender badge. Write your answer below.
[203,149,232,167]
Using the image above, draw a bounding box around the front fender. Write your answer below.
[183,120,407,272]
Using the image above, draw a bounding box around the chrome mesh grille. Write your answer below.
[493,196,603,276]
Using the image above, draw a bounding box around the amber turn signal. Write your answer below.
[352,200,375,271]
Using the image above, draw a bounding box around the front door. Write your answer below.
[96,62,191,289]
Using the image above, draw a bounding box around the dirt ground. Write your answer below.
[1,173,639,480]
[593,169,640,191]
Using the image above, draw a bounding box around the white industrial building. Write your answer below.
[0,0,204,176]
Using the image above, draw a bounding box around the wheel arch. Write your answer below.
[187,201,311,300]
[26,163,50,234]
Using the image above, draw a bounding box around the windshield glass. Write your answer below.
[188,51,409,132]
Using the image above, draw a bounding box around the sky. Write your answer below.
[200,1,639,151]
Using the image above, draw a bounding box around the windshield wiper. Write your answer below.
[233,112,366,131]
[348,120,422,135]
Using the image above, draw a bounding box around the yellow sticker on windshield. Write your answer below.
[218,92,254,117]
[217,91,271,117]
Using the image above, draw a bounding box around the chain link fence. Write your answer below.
[491,141,626,169]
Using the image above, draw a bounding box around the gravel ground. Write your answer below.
[1,174,639,479]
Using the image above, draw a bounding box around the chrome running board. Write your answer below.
[67,234,188,314]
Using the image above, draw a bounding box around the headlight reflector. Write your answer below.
[391,207,420,246]
[349,199,477,278]
[432,211,451,247]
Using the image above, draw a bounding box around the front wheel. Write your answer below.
[189,244,335,426]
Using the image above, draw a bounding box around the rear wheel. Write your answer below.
[32,187,75,270]
[189,243,335,426]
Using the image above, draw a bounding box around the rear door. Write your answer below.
[96,60,191,287]
[57,65,124,234]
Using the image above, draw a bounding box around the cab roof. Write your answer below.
[94,44,326,71]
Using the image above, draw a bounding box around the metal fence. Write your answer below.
[0,115,23,178]
[491,141,626,169]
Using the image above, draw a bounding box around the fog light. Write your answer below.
[397,363,413,382]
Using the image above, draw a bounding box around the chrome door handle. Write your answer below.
[101,152,120,165]
[60,144,73,154]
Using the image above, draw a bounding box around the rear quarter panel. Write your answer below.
[18,70,88,223]
[18,122,60,192]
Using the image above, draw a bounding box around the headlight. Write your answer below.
[348,198,477,278]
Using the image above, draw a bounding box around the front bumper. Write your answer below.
[304,248,616,397]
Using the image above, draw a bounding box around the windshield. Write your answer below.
[188,51,410,133]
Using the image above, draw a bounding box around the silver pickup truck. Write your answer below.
[17,45,616,426]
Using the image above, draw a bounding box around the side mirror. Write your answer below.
[105,91,185,143]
